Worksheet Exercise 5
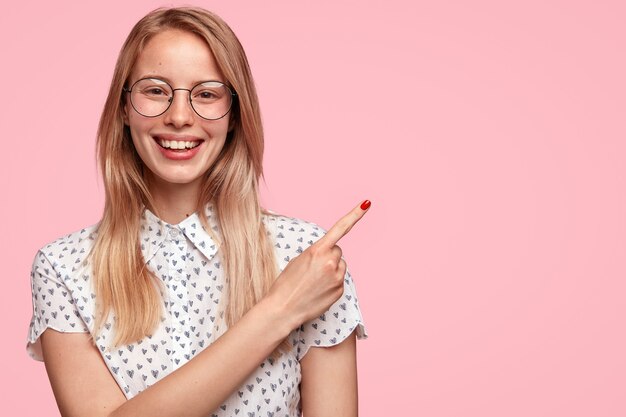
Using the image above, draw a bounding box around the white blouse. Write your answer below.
[26,202,367,417]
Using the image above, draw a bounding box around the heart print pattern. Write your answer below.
[26,201,367,416]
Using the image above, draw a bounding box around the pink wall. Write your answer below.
[3,0,625,415]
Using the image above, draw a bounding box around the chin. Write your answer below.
[164,175,204,185]
[148,169,206,186]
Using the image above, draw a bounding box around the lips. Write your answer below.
[153,134,204,150]
[152,134,205,160]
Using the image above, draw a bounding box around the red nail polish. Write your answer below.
[360,200,371,210]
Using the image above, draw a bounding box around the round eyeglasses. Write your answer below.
[123,78,237,120]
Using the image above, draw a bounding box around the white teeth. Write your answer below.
[157,139,201,150]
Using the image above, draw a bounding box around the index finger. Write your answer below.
[315,200,371,248]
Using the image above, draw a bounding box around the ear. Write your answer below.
[122,100,130,126]
[121,88,131,126]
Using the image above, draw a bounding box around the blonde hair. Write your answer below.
[91,7,288,357]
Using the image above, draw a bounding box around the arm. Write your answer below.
[42,297,291,417]
[300,331,359,417]
[39,201,369,417]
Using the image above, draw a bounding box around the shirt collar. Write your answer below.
[140,201,220,264]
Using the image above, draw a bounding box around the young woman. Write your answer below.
[26,6,369,417]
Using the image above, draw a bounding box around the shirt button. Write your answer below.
[169,228,179,238]
[177,327,183,334]
[173,275,181,281]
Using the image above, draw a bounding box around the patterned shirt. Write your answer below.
[26,202,367,417]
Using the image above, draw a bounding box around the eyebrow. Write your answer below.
[134,74,225,85]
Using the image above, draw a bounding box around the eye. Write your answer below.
[143,87,168,96]
[193,89,222,101]
[132,78,172,99]
[192,81,228,103]
[198,90,216,99]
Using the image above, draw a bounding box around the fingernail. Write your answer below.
[360,200,371,210]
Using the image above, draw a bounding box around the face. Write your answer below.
[123,29,232,192]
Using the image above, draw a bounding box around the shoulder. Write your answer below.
[262,210,327,245]
[261,210,327,266]
[33,223,100,272]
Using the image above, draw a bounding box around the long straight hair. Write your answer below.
[91,7,289,357]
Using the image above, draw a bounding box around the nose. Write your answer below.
[163,89,195,128]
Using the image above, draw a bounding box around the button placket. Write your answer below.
[166,227,183,282]
[166,226,191,365]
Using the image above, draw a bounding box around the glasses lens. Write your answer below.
[190,82,233,120]
[130,79,172,117]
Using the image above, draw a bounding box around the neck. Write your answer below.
[146,175,208,225]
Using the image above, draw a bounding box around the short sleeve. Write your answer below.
[295,266,368,361]
[26,250,90,361]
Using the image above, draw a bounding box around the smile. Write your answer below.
[156,139,202,150]
[151,135,205,160]
[153,134,204,151]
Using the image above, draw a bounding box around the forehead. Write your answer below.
[131,29,224,84]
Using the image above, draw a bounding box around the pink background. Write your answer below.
[2,0,625,415]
